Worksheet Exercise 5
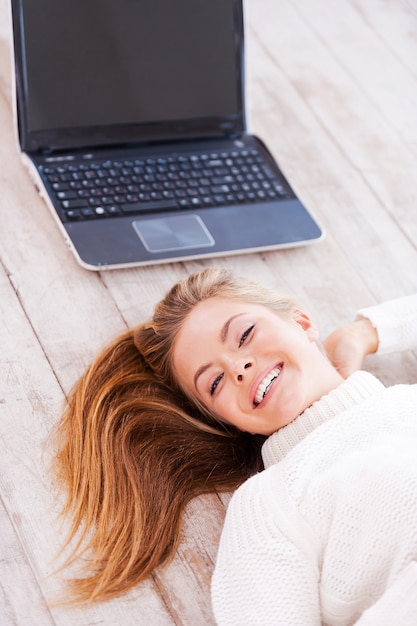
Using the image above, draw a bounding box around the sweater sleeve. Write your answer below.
[355,562,417,626]
[356,293,417,355]
[211,475,321,626]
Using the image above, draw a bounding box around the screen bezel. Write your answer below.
[11,0,246,154]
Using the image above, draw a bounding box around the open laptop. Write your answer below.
[10,0,323,270]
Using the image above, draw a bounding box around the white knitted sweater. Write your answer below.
[212,294,417,625]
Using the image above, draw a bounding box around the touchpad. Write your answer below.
[132,214,215,253]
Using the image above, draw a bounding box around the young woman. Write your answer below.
[54,268,417,622]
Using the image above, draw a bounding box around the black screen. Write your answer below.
[18,0,241,138]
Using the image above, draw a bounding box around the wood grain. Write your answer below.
[1,0,416,623]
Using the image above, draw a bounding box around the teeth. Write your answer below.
[254,367,281,405]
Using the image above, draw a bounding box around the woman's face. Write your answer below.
[173,297,343,435]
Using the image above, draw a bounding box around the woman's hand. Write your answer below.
[323,318,379,378]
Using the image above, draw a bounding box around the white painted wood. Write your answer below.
[288,0,417,234]
[245,33,416,297]
[0,496,55,626]
[1,0,416,623]
[291,0,417,147]
[350,0,417,81]
[0,261,174,625]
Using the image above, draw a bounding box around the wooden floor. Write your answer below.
[1,0,417,624]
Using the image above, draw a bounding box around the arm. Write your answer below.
[211,476,322,626]
[355,562,417,626]
[324,294,417,377]
[212,534,321,626]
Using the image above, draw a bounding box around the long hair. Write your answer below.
[53,268,295,603]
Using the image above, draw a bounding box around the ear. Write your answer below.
[292,308,319,342]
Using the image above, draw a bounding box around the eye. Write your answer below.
[210,373,224,396]
[239,324,255,347]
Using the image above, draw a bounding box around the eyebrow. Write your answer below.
[193,313,246,391]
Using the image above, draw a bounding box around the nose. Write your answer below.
[236,360,253,382]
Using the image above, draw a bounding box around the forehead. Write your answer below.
[176,296,284,343]
[181,297,257,329]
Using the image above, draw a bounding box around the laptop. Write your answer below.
[10,0,324,270]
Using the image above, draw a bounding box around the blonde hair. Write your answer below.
[53,268,295,603]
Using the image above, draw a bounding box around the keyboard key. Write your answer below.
[57,190,78,199]
[107,205,122,215]
[65,209,82,219]
[212,175,234,184]
[121,199,179,213]
[51,147,292,222]
[62,199,88,209]
[212,185,230,194]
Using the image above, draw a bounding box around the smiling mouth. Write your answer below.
[253,364,283,407]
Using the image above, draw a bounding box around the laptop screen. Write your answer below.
[12,0,245,152]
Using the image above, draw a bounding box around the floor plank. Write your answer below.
[1,0,416,623]
[0,247,175,626]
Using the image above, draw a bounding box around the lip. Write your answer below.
[250,362,283,408]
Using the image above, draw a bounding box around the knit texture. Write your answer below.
[212,294,417,625]
[212,376,417,625]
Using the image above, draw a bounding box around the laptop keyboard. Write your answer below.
[40,148,294,221]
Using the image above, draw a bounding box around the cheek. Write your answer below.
[213,395,244,429]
